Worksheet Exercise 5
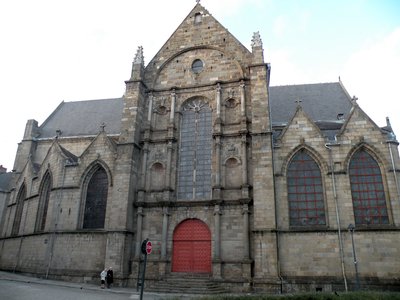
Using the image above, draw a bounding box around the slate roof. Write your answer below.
[59,144,79,163]
[39,98,124,139]
[0,172,15,192]
[37,83,353,139]
[269,82,353,126]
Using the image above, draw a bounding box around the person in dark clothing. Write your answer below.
[106,267,113,288]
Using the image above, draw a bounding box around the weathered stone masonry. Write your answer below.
[0,3,399,293]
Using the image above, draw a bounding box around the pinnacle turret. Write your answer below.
[130,46,145,81]
[251,31,264,63]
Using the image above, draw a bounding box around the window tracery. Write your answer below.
[287,150,326,226]
[35,172,52,232]
[177,98,212,200]
[349,149,389,225]
[12,184,26,235]
[83,167,108,229]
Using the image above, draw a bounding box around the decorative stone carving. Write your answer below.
[251,31,262,48]
[133,46,144,65]
[225,98,238,108]
[226,144,238,156]
[156,105,168,115]
[183,98,208,112]
[154,150,165,160]
[153,97,169,115]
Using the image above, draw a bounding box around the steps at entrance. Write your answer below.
[148,274,228,294]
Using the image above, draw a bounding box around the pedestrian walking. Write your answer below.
[106,267,113,288]
[100,269,107,289]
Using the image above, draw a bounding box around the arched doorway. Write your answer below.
[172,219,211,273]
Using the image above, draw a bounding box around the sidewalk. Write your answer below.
[0,270,202,299]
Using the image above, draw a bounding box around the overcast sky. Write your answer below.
[0,0,399,171]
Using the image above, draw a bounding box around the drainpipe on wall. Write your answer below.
[387,141,400,207]
[274,218,283,294]
[46,159,67,279]
[266,69,284,293]
[325,143,348,292]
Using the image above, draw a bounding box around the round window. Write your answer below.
[191,59,204,74]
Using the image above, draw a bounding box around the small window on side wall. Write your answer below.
[194,12,202,24]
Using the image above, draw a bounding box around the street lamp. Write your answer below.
[348,224,360,290]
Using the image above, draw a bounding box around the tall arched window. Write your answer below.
[349,149,389,225]
[35,172,52,232]
[83,167,108,229]
[177,98,212,200]
[287,150,325,226]
[12,184,26,235]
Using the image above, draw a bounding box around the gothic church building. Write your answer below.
[1,3,399,293]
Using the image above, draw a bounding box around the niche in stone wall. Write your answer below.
[224,157,241,188]
[152,97,169,130]
[224,98,240,124]
[150,162,165,191]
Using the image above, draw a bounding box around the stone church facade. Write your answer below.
[1,3,399,293]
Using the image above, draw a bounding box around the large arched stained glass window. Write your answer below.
[83,167,108,229]
[287,150,325,226]
[177,98,212,200]
[12,184,26,236]
[35,172,52,232]
[349,149,389,225]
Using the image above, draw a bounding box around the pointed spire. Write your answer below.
[130,46,145,81]
[386,117,392,128]
[386,117,397,141]
[251,31,264,63]
[133,46,144,65]
[251,31,263,48]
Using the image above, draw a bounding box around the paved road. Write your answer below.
[0,271,199,300]
[0,279,135,300]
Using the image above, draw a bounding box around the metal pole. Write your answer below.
[139,252,147,300]
[348,224,360,290]
[136,257,141,292]
[326,143,348,291]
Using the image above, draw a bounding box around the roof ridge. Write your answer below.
[40,101,65,128]
[62,97,123,104]
[270,81,339,88]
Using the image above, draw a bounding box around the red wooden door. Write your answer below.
[172,219,211,273]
